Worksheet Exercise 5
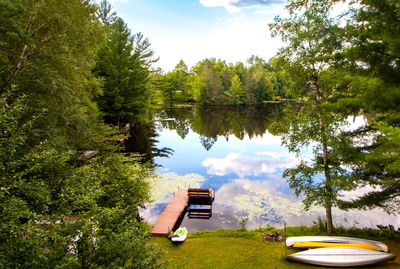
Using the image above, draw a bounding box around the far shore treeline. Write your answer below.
[0,0,399,268]
[154,56,292,105]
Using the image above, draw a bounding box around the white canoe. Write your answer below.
[171,227,187,242]
[287,247,395,267]
[286,236,388,252]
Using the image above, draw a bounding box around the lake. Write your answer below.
[136,105,399,231]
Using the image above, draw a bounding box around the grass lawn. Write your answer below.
[150,229,400,269]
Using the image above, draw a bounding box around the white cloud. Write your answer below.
[152,18,283,71]
[200,0,284,13]
[340,185,382,202]
[202,152,298,177]
[92,0,127,4]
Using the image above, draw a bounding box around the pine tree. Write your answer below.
[94,17,156,125]
[334,0,400,212]
[227,74,245,103]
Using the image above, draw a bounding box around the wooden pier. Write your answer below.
[151,187,215,236]
[151,189,188,236]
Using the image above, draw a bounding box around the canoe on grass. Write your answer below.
[286,236,388,252]
[286,247,395,267]
[171,227,187,242]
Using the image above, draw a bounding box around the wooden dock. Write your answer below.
[151,189,188,236]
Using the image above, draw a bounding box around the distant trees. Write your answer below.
[227,74,245,103]
[157,56,292,105]
[161,60,191,102]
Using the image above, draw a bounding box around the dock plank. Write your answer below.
[151,189,188,236]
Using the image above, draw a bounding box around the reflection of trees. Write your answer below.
[200,136,216,151]
[124,122,173,167]
[156,107,194,139]
[154,104,284,150]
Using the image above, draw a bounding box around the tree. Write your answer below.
[333,0,400,212]
[191,59,224,104]
[269,57,293,98]
[161,60,191,102]
[245,65,274,103]
[97,0,117,25]
[269,0,347,233]
[174,59,190,97]
[0,1,164,267]
[0,0,104,150]
[162,72,178,102]
[94,16,156,125]
[227,74,245,103]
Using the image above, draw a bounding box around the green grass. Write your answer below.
[150,228,400,269]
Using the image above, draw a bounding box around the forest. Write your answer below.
[0,0,399,267]
[155,56,292,105]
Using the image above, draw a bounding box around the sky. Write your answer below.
[105,0,287,71]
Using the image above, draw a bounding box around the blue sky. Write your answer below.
[106,0,286,71]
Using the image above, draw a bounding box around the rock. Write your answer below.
[261,232,285,242]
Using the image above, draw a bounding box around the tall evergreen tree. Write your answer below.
[94,16,156,125]
[334,0,400,212]
[227,74,246,103]
[97,0,117,25]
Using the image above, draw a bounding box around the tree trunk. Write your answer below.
[316,79,334,234]
[322,125,334,234]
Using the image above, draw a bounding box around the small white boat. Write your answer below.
[286,236,388,252]
[170,227,187,242]
[287,247,395,267]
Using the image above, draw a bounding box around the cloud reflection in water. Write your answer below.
[202,152,298,178]
[212,179,400,230]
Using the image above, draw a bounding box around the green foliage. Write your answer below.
[239,217,249,230]
[227,74,245,103]
[97,0,117,25]
[332,0,400,212]
[245,65,274,103]
[0,0,105,150]
[311,217,328,233]
[94,15,156,125]
[0,1,164,267]
[160,56,291,105]
[191,59,224,104]
[161,63,191,102]
[0,95,165,268]
[269,0,350,233]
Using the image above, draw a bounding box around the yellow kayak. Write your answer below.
[293,241,382,251]
[286,236,388,252]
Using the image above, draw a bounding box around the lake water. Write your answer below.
[138,105,399,231]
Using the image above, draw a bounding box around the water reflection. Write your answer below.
[203,152,298,178]
[124,123,173,166]
[137,105,399,231]
[155,104,283,150]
